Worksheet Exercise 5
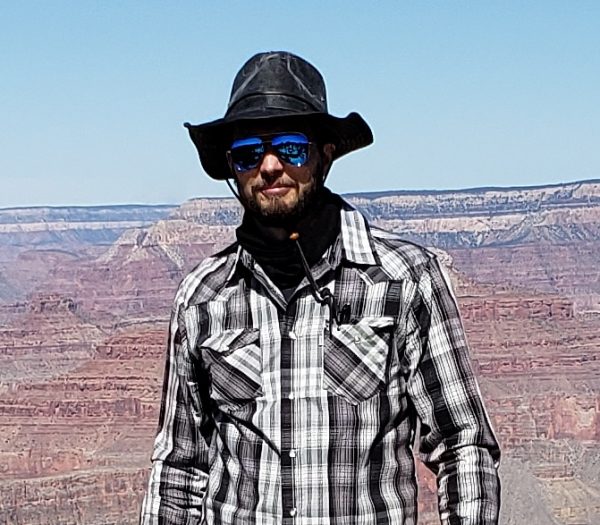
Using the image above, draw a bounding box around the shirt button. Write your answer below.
[289,508,297,517]
[289,449,296,458]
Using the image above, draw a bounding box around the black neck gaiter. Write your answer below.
[236,188,343,289]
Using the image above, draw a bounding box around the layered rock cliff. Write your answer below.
[1,179,599,524]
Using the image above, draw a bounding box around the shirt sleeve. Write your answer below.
[404,255,501,524]
[140,301,211,524]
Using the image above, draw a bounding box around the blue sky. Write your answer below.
[2,1,599,207]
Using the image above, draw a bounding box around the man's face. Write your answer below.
[228,123,334,223]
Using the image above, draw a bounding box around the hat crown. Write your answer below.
[184,51,373,180]
[226,51,328,117]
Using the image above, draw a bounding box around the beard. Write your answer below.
[240,161,323,227]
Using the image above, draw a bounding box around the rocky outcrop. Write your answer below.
[0,294,105,382]
[0,204,175,302]
[0,326,164,523]
[0,469,147,525]
[460,295,575,321]
[448,243,600,311]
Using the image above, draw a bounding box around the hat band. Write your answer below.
[225,93,325,120]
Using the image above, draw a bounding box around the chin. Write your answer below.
[244,184,318,223]
[259,201,298,219]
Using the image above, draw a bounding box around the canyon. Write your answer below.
[1,179,599,524]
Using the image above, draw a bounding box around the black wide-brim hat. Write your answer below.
[184,51,373,180]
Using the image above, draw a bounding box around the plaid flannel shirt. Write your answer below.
[141,201,500,524]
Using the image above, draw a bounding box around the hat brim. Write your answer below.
[184,111,373,180]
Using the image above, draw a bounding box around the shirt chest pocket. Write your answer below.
[199,328,263,412]
[323,316,395,405]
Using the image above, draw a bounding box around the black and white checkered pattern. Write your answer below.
[141,201,500,524]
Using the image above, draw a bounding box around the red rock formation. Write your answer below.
[0,326,164,522]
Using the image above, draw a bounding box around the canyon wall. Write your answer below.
[1,179,599,524]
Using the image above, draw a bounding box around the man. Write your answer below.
[141,51,500,524]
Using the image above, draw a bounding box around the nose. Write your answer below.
[259,151,284,175]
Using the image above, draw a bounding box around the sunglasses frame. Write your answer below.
[226,132,313,174]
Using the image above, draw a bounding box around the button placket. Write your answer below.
[284,328,299,519]
[288,386,298,518]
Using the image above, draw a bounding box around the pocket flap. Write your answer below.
[334,316,395,351]
[199,328,260,354]
[354,316,395,330]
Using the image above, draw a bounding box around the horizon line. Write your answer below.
[2,177,599,212]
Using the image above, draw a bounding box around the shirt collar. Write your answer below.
[336,201,379,266]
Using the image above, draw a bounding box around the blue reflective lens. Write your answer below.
[271,134,309,167]
[229,138,265,172]
[229,133,310,172]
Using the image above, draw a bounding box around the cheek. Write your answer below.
[236,175,254,198]
[297,165,320,192]
[292,163,319,187]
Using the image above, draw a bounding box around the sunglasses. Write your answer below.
[227,133,311,173]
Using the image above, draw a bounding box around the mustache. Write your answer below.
[253,179,298,192]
